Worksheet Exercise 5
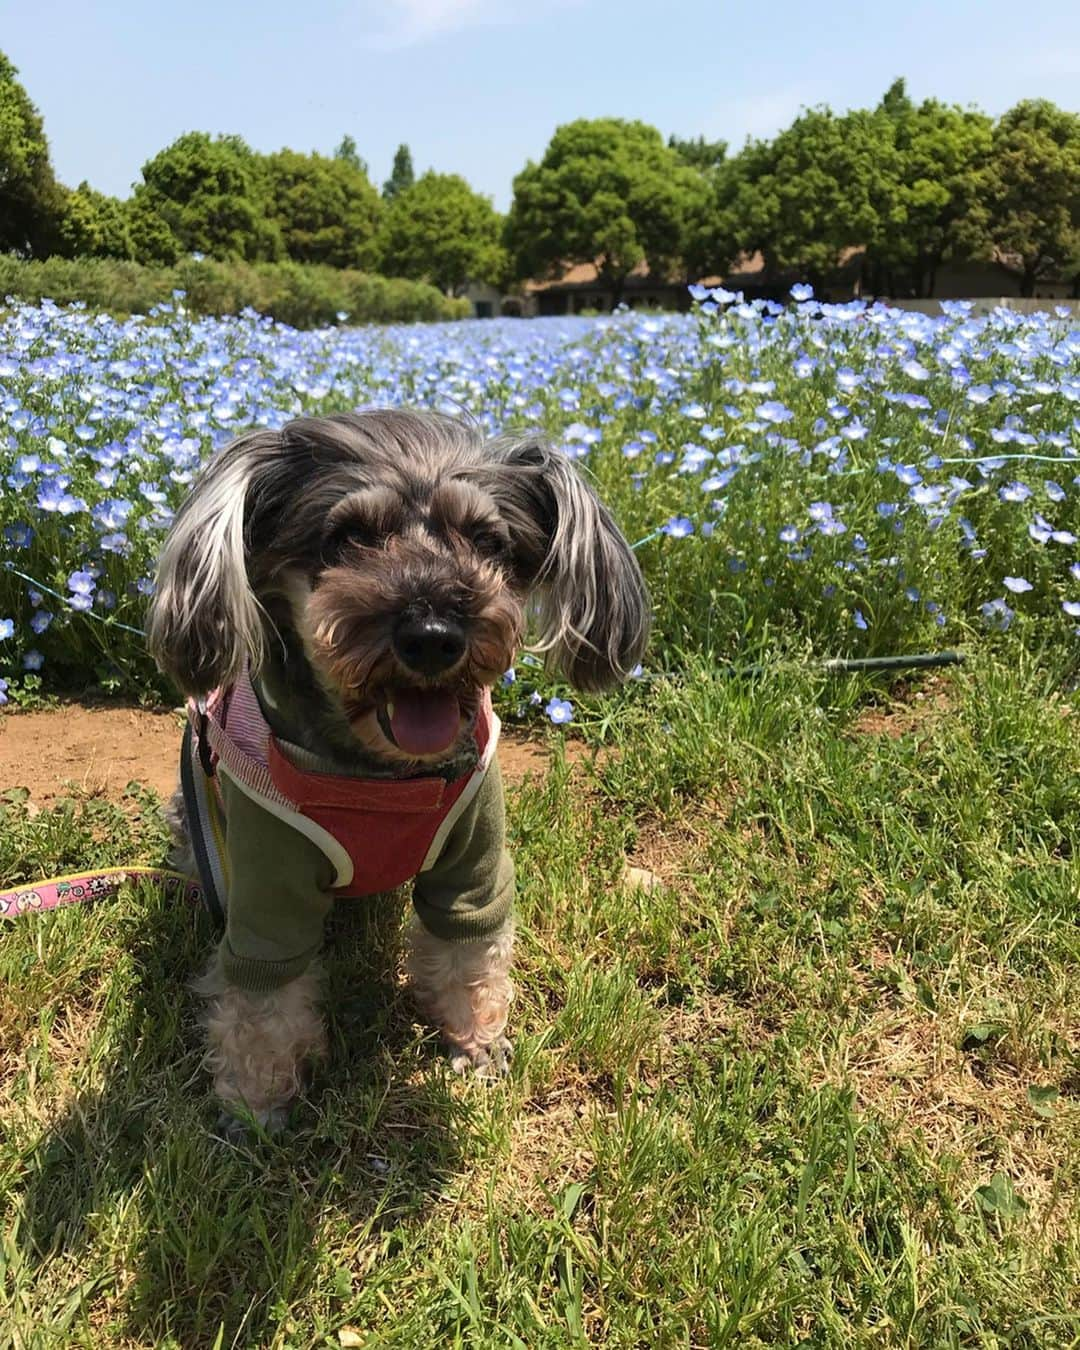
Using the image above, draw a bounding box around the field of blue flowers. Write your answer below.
[2,289,1079,712]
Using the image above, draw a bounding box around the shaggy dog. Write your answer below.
[147,410,649,1129]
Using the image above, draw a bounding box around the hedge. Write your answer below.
[0,255,473,327]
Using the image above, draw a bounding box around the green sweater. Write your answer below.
[213,666,514,993]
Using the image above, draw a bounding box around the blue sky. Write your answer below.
[2,0,1078,210]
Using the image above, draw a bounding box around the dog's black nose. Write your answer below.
[393,615,467,676]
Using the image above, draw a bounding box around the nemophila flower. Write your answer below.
[630,664,644,679]
[69,593,93,612]
[0,678,7,705]
[911,484,943,507]
[790,283,814,302]
[1063,602,1080,618]
[545,696,573,725]
[853,609,868,630]
[876,502,899,518]
[662,516,694,538]
[1046,481,1067,502]
[1003,576,1033,594]
[97,590,117,610]
[501,669,516,686]
[30,611,53,634]
[901,359,930,381]
[793,356,816,379]
[3,523,33,548]
[0,619,14,640]
[528,690,542,707]
[68,570,96,597]
[999,481,1032,503]
[779,524,800,544]
[981,598,1014,631]
[23,650,43,672]
[756,400,794,424]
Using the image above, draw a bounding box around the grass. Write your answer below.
[2,651,1078,1348]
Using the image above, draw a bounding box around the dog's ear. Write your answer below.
[146,429,284,696]
[478,435,650,690]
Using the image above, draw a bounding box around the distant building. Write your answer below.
[465,249,1075,319]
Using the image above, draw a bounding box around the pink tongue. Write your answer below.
[389,688,462,755]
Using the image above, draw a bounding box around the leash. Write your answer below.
[0,866,203,920]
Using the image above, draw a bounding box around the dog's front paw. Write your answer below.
[448,1034,513,1080]
[214,1101,293,1141]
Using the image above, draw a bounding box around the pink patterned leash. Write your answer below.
[0,867,203,919]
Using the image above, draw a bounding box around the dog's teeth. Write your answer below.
[385,701,395,720]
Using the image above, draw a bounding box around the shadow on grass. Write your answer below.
[15,888,463,1344]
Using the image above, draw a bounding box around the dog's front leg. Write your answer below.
[406,916,514,1076]
[195,961,326,1131]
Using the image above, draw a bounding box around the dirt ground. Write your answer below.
[0,704,565,808]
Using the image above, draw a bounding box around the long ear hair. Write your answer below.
[477,435,650,690]
[146,429,285,696]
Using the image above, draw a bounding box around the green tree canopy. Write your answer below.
[973,100,1080,295]
[668,134,727,172]
[133,132,283,262]
[507,118,701,301]
[863,79,992,297]
[378,171,504,294]
[56,182,134,260]
[383,143,415,200]
[0,50,62,256]
[265,149,381,269]
[334,134,368,177]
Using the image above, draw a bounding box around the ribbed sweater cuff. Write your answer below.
[220,940,321,993]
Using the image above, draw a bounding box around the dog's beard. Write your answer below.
[301,546,525,769]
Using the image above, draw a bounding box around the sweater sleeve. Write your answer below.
[216,770,337,993]
[411,757,514,943]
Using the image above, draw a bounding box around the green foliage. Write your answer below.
[973,100,1080,295]
[507,118,701,296]
[0,254,470,327]
[134,131,283,262]
[332,133,367,176]
[865,80,993,297]
[55,182,134,260]
[668,133,727,171]
[382,142,415,199]
[0,50,62,256]
[265,149,381,269]
[378,170,505,294]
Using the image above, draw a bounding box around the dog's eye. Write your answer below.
[322,520,384,564]
[469,524,511,562]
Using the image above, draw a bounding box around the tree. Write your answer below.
[716,105,888,290]
[507,118,701,303]
[865,79,992,297]
[0,50,62,255]
[133,132,283,262]
[334,134,368,177]
[383,143,415,200]
[378,171,505,294]
[56,182,133,259]
[974,100,1080,296]
[266,149,381,269]
[668,134,727,172]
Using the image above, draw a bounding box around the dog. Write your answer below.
[147,409,649,1129]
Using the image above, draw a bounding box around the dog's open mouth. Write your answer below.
[373,686,469,756]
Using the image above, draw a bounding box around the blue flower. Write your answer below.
[68,570,97,597]
[852,609,868,630]
[790,283,814,302]
[756,400,794,424]
[545,696,573,725]
[501,669,516,685]
[1063,602,1080,618]
[22,649,43,671]
[0,678,7,705]
[981,598,1014,631]
[1045,480,1066,502]
[0,618,14,640]
[662,516,694,538]
[30,611,53,634]
[999,482,1032,503]
[1003,576,1033,594]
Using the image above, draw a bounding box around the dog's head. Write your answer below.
[147,410,649,765]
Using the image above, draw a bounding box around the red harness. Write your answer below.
[188,670,498,903]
